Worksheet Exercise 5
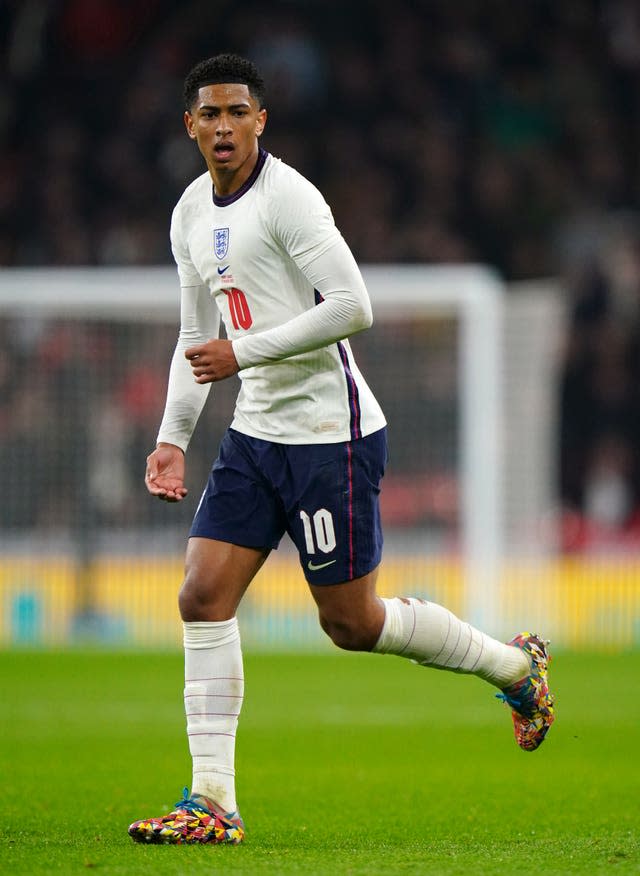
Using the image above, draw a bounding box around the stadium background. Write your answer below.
[1,0,640,650]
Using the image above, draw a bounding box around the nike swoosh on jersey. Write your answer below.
[307,559,337,571]
[217,265,230,275]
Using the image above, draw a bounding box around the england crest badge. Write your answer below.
[213,227,229,260]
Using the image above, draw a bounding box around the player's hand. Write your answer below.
[145,443,188,502]
[185,339,239,384]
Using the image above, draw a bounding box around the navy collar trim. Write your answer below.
[212,148,268,207]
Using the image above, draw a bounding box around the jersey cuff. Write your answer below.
[231,337,252,370]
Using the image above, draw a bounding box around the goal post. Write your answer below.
[0,264,505,641]
[364,266,504,632]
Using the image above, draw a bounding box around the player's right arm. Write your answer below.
[146,283,220,501]
[145,441,188,502]
[146,201,220,501]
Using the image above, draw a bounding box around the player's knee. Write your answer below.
[319,614,379,652]
[178,575,203,621]
[178,572,227,622]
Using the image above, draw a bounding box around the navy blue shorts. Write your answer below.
[190,427,387,584]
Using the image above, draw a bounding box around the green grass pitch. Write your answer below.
[0,648,638,874]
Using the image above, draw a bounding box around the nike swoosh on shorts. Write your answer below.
[307,559,337,571]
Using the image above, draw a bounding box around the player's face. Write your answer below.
[185,83,267,195]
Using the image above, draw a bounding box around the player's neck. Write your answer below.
[208,147,261,198]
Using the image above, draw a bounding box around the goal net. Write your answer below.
[0,265,565,649]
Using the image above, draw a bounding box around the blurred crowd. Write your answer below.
[3,0,640,275]
[0,315,235,535]
[3,0,640,548]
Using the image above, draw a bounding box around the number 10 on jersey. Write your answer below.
[224,287,253,330]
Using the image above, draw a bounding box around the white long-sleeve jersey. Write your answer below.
[157,149,386,450]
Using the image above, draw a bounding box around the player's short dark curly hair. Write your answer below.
[183,53,266,111]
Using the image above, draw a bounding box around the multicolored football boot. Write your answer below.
[128,788,245,845]
[496,632,555,752]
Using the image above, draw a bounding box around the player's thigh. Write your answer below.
[180,537,269,621]
[308,567,385,650]
[308,566,381,623]
[285,428,387,586]
[190,428,288,551]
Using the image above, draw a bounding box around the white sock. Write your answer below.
[373,597,528,688]
[183,619,243,813]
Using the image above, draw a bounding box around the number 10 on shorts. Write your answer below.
[299,509,336,554]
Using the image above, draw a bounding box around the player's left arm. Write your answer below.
[185,214,373,383]
[185,335,240,384]
[229,237,370,372]
[224,174,371,373]
[186,241,369,383]
[186,181,370,381]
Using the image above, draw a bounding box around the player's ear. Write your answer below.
[256,108,267,138]
[184,111,197,139]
